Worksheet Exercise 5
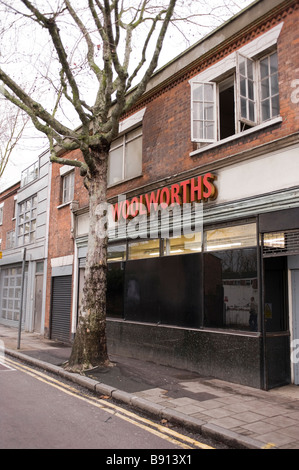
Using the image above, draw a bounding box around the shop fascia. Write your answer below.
[96,173,217,240]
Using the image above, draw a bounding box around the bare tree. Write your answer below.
[0,100,29,179]
[0,0,253,371]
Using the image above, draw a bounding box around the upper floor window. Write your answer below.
[62,171,74,204]
[108,126,143,186]
[21,160,39,187]
[0,203,3,225]
[18,195,37,245]
[191,51,279,144]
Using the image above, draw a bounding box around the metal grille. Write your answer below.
[263,229,299,257]
[50,275,71,342]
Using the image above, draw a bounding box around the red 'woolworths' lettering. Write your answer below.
[112,173,217,221]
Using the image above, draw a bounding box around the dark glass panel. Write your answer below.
[204,248,258,330]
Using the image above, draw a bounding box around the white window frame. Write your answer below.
[62,170,75,204]
[189,23,283,147]
[20,160,39,188]
[191,81,217,143]
[259,51,280,122]
[17,195,37,246]
[108,125,143,187]
[236,52,257,128]
[108,108,146,187]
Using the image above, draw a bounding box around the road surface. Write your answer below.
[0,356,228,454]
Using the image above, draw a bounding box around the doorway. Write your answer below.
[263,257,291,389]
[50,275,72,342]
[34,273,43,332]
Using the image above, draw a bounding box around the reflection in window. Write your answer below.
[107,262,124,318]
[205,223,256,252]
[260,52,279,121]
[108,244,126,262]
[62,171,74,204]
[18,195,37,246]
[163,232,202,256]
[264,232,285,249]
[108,126,142,186]
[21,161,39,187]
[128,239,160,260]
[204,248,258,330]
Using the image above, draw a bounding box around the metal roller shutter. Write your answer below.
[50,275,72,342]
[263,230,299,258]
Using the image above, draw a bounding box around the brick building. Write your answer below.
[0,181,19,254]
[44,0,299,390]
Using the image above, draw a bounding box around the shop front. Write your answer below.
[104,217,263,388]
[73,139,299,390]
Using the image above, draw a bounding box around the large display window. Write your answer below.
[105,220,259,332]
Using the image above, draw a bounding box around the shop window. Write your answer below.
[191,51,280,144]
[204,223,257,252]
[163,232,202,256]
[203,223,257,330]
[62,171,74,204]
[108,126,142,186]
[107,262,124,318]
[128,238,160,260]
[204,248,258,330]
[108,244,126,262]
[17,195,37,246]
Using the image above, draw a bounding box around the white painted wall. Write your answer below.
[215,144,299,205]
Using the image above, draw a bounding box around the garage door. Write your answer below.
[50,275,72,342]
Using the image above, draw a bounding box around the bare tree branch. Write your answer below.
[0,104,28,177]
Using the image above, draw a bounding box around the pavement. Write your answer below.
[1,324,299,450]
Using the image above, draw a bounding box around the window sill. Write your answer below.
[57,201,72,210]
[108,173,143,189]
[190,116,283,158]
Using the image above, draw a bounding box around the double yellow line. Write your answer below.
[4,356,214,450]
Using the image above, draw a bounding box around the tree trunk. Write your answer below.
[67,148,112,372]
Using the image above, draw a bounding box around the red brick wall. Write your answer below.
[107,2,299,199]
[45,148,89,336]
[0,182,19,250]
[44,1,299,336]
